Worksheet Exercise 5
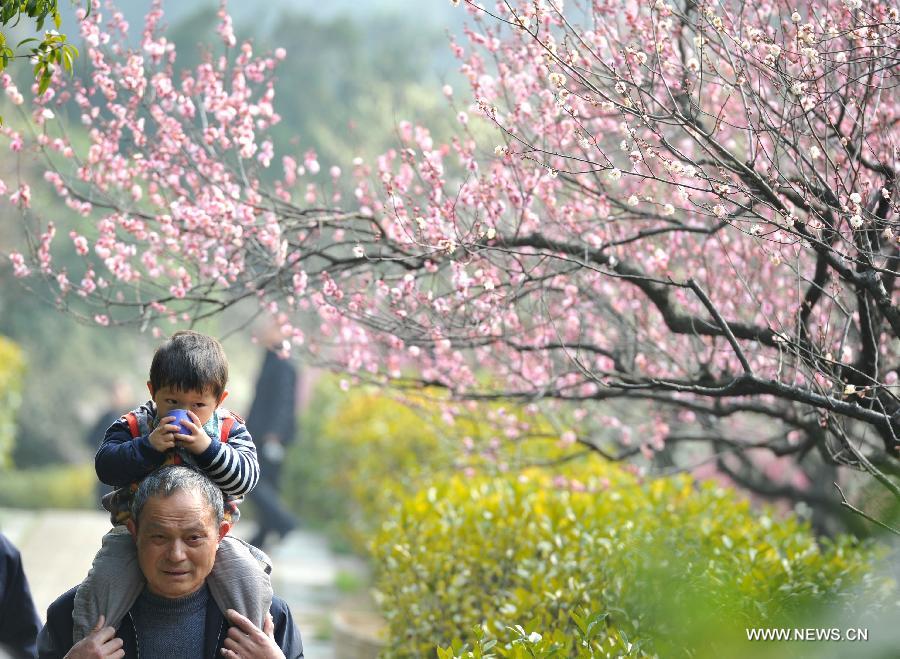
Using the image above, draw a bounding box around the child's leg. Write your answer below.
[73,527,145,642]
[207,536,274,630]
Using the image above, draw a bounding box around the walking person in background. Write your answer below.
[0,532,41,659]
[247,322,298,550]
[82,379,134,503]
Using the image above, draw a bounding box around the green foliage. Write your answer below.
[436,618,636,659]
[0,462,94,508]
[0,0,79,120]
[372,466,896,657]
[0,335,24,467]
[286,382,894,656]
[0,0,59,31]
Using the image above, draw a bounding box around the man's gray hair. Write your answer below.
[131,465,224,526]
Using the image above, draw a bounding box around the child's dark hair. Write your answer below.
[149,331,228,398]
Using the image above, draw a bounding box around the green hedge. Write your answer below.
[372,466,896,658]
[285,381,895,656]
[0,463,95,509]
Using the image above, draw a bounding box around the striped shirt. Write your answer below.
[95,401,259,524]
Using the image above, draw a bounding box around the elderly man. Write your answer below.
[37,466,304,658]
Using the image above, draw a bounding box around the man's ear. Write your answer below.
[146,380,155,398]
[217,389,229,407]
[126,518,137,540]
[218,520,232,542]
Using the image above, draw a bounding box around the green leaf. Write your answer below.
[437,647,455,659]
[38,69,51,94]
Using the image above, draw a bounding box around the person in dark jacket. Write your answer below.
[0,533,41,659]
[246,324,299,549]
[82,379,134,503]
[36,466,304,659]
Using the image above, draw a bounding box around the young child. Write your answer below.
[73,330,272,641]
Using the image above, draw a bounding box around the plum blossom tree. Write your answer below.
[3,0,900,531]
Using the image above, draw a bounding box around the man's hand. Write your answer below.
[64,616,124,659]
[220,609,284,659]
[148,418,179,453]
[174,410,211,455]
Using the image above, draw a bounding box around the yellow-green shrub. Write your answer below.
[285,380,446,550]
[285,379,580,551]
[0,463,94,508]
[0,335,25,468]
[372,463,895,658]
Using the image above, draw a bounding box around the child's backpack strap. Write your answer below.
[220,414,236,443]
[125,412,140,438]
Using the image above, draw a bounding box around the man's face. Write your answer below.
[127,489,230,599]
[148,383,225,427]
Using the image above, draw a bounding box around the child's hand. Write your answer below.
[148,418,179,453]
[174,410,212,455]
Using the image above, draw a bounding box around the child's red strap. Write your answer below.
[125,412,140,439]
[220,416,235,443]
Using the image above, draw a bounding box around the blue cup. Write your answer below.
[167,409,192,435]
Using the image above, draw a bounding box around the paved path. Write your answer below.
[0,507,377,658]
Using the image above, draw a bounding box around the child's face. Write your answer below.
[148,383,226,427]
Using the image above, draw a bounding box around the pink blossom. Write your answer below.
[9,184,31,208]
[303,150,320,175]
[9,252,29,278]
[69,232,89,255]
[216,6,237,47]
